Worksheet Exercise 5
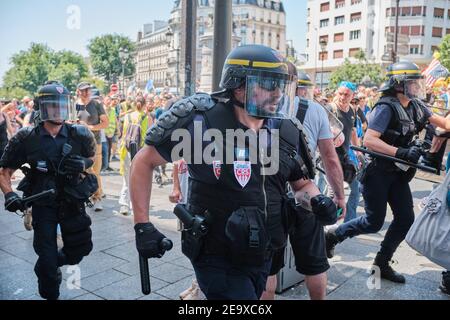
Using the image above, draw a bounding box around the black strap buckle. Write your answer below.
[249,226,260,248]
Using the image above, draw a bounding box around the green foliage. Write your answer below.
[87,34,135,82]
[438,35,450,71]
[1,43,89,98]
[329,49,384,90]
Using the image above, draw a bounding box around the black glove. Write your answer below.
[135,223,170,259]
[64,155,94,174]
[396,146,421,164]
[4,192,24,213]
[311,195,338,226]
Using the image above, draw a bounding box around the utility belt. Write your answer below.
[174,204,271,267]
[359,158,416,184]
[17,167,98,209]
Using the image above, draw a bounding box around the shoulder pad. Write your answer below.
[69,124,97,157]
[13,126,35,142]
[188,93,216,111]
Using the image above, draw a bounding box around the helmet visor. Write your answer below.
[403,78,426,100]
[296,86,314,100]
[245,74,296,119]
[39,96,70,122]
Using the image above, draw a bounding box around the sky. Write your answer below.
[0,0,307,86]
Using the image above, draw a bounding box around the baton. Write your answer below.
[129,142,173,295]
[350,146,438,174]
[129,142,152,295]
[22,189,56,209]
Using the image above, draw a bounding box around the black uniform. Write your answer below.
[146,94,314,299]
[333,97,431,261]
[0,122,97,300]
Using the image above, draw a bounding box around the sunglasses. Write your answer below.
[258,79,287,91]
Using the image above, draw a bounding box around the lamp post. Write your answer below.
[166,28,181,96]
[319,39,328,91]
[119,48,129,95]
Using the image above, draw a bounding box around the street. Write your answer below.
[0,160,449,301]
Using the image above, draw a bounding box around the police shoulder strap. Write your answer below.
[296,98,309,125]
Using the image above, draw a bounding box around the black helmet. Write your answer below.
[381,61,426,99]
[219,45,296,119]
[297,72,314,88]
[34,81,71,123]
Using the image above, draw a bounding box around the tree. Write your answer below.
[329,49,384,90]
[87,34,136,82]
[437,35,450,71]
[1,43,89,97]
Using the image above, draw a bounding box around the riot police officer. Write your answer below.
[0,81,97,300]
[325,62,450,283]
[130,45,336,300]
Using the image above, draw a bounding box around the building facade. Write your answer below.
[303,0,450,87]
[135,21,170,90]
[135,0,287,94]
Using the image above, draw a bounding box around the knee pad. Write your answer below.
[63,240,93,265]
[60,213,92,234]
[62,228,92,247]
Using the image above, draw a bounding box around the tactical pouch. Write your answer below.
[64,173,98,203]
[225,207,269,266]
[181,229,204,262]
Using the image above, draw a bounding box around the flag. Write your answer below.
[422,59,450,87]
[144,80,154,94]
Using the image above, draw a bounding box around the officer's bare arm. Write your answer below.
[0,168,16,194]
[130,145,168,224]
[290,178,321,211]
[364,129,398,157]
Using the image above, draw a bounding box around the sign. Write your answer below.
[386,32,410,44]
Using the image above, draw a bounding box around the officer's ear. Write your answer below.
[233,85,246,102]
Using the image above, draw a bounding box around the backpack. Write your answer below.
[124,113,146,152]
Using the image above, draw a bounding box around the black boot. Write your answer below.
[325,227,341,259]
[373,253,405,284]
[440,271,450,295]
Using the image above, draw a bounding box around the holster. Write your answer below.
[181,229,204,262]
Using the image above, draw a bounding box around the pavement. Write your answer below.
[0,160,449,301]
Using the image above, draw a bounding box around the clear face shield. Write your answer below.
[39,96,70,123]
[245,73,297,119]
[296,86,314,100]
[403,78,426,100]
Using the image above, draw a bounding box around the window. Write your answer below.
[334,50,344,59]
[401,7,411,16]
[351,0,361,4]
[319,51,329,61]
[410,25,422,36]
[401,26,409,35]
[350,30,360,40]
[432,27,443,37]
[320,2,330,12]
[412,6,422,16]
[386,8,391,17]
[350,12,361,22]
[447,29,450,35]
[335,15,345,25]
[349,48,361,57]
[434,8,444,18]
[320,19,329,28]
[336,0,345,9]
[334,32,344,42]
[410,45,419,55]
[320,35,329,44]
